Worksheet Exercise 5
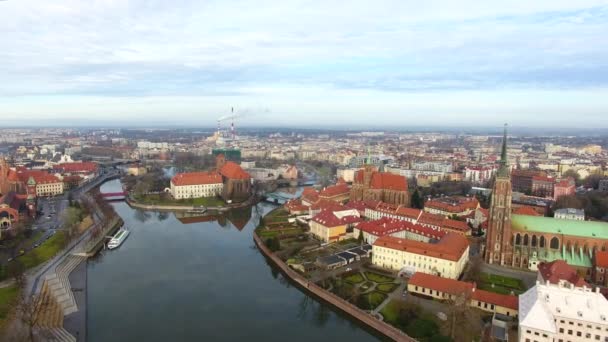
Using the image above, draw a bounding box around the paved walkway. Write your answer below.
[64,260,87,342]
[372,282,406,316]
[481,262,537,288]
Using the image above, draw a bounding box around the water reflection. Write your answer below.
[88,179,376,342]
[173,206,253,231]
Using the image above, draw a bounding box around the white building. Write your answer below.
[170,172,224,199]
[372,234,469,279]
[519,280,608,342]
[554,208,585,221]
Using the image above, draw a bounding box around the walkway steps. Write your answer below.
[44,255,86,316]
[47,327,77,342]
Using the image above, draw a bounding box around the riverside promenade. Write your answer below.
[21,172,123,342]
[252,233,415,342]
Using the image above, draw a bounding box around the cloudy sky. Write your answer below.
[1,0,608,128]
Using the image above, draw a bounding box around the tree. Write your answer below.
[357,230,364,243]
[18,291,48,342]
[7,260,26,288]
[444,290,478,341]
[464,255,483,284]
[562,169,581,185]
[411,189,424,209]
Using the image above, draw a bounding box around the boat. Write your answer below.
[107,228,130,250]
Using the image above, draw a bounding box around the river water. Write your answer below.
[87,180,376,341]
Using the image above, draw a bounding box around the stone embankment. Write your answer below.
[252,233,415,342]
[125,195,258,212]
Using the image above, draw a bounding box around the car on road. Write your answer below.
[34,243,40,248]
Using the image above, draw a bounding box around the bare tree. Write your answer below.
[444,290,478,341]
[17,291,48,342]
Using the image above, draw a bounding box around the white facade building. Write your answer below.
[170,172,224,200]
[554,208,585,221]
[519,281,608,342]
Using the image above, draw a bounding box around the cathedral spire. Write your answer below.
[497,123,509,177]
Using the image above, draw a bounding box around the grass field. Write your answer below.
[478,272,525,295]
[0,285,19,329]
[19,231,66,269]
[343,272,365,284]
[376,283,399,293]
[364,271,394,283]
[257,228,303,239]
[356,291,387,310]
[380,300,451,341]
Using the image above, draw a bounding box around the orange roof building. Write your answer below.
[170,171,224,199]
[407,273,518,316]
[372,233,469,279]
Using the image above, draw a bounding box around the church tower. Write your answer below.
[485,124,513,265]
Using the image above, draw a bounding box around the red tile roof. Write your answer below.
[17,170,62,185]
[311,209,362,227]
[374,233,468,261]
[219,161,250,180]
[512,205,541,216]
[357,217,445,240]
[395,207,423,219]
[538,260,588,287]
[471,289,519,310]
[595,250,608,268]
[441,219,471,233]
[409,272,474,296]
[301,187,320,204]
[57,162,98,173]
[370,172,408,191]
[345,200,379,213]
[310,199,345,212]
[319,183,350,198]
[285,199,309,213]
[171,171,223,186]
[418,212,445,227]
[424,196,479,214]
[409,273,518,310]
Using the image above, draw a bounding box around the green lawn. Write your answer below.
[376,283,399,293]
[257,228,303,239]
[364,271,394,283]
[21,231,45,250]
[478,273,525,295]
[380,300,400,323]
[380,300,451,342]
[0,285,19,328]
[343,272,365,284]
[19,231,67,269]
[356,291,387,310]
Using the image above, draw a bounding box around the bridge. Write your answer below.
[262,192,293,205]
[100,191,127,201]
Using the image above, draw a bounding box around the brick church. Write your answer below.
[350,164,410,206]
[485,126,608,278]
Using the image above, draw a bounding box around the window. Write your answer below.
[568,330,572,335]
[576,332,581,337]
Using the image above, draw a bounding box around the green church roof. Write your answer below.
[512,214,608,240]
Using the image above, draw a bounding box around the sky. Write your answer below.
[1,0,608,128]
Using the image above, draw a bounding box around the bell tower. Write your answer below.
[485,124,513,265]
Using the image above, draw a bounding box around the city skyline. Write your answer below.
[2,0,608,127]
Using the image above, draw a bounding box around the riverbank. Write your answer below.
[252,232,414,342]
[126,195,258,212]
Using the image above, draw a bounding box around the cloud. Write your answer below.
[0,0,607,125]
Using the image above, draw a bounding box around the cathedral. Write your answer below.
[350,164,410,206]
[485,126,608,277]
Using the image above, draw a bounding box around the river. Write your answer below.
[86,179,377,341]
